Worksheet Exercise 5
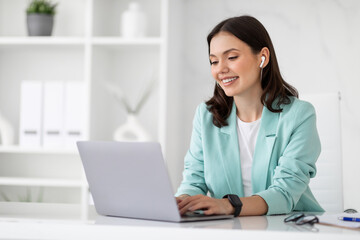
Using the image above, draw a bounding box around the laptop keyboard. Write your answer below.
[184,210,206,217]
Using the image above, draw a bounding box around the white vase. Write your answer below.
[114,114,152,142]
[120,2,147,38]
[0,111,14,146]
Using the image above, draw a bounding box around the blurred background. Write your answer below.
[0,0,359,217]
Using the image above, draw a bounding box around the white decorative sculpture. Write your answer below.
[113,113,151,142]
[105,73,156,142]
[0,111,14,146]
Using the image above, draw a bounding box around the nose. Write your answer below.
[215,60,229,75]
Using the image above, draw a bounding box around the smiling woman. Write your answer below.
[175,15,324,217]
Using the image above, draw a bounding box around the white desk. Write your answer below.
[0,202,359,240]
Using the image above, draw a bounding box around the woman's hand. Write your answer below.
[176,194,190,205]
[177,194,234,216]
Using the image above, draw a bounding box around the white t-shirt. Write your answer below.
[236,117,261,197]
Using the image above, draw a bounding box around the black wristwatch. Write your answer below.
[223,194,243,217]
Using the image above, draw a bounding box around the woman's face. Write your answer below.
[209,31,262,98]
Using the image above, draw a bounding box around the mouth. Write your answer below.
[221,76,239,84]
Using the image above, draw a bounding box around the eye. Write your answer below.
[228,56,238,60]
[210,60,218,65]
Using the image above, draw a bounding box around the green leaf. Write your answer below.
[26,0,58,15]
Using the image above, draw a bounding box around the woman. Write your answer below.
[176,15,324,216]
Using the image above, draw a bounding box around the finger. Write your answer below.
[188,201,213,212]
[178,195,211,215]
[178,195,204,208]
[179,197,208,211]
[180,199,213,215]
[179,200,200,215]
[203,209,215,215]
[176,195,189,204]
[179,199,207,215]
[190,200,225,215]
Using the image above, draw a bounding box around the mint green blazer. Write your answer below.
[176,97,324,215]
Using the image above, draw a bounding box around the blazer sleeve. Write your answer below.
[175,104,208,196]
[256,101,321,215]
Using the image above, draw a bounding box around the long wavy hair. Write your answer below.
[205,15,298,128]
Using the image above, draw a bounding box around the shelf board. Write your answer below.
[91,37,163,45]
[0,177,85,187]
[0,146,78,155]
[0,37,163,47]
[0,202,91,220]
[0,37,86,46]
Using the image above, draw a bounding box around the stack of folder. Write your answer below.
[19,80,86,149]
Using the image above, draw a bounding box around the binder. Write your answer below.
[64,81,86,149]
[19,81,43,147]
[42,81,64,147]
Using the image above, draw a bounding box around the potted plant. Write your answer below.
[26,0,58,36]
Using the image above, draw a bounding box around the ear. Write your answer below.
[259,47,270,68]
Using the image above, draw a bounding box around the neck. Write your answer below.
[234,87,263,122]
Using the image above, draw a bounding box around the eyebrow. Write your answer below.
[209,48,240,57]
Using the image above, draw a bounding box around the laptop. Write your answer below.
[77,141,233,222]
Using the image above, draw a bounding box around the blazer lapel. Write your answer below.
[218,103,244,196]
[252,106,279,193]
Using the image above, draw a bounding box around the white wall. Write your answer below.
[167,0,360,211]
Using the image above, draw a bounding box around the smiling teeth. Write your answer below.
[223,77,237,83]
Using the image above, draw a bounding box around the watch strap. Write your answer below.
[223,194,243,217]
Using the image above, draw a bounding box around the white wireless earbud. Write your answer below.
[260,56,265,68]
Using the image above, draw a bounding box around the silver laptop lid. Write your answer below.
[77,141,181,222]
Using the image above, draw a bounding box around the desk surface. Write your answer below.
[0,202,359,240]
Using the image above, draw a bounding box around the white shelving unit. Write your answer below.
[0,146,78,154]
[91,37,163,45]
[0,0,169,219]
[0,37,86,45]
[0,177,84,187]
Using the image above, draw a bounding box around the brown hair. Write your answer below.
[205,15,298,127]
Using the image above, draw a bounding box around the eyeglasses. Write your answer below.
[284,213,319,225]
